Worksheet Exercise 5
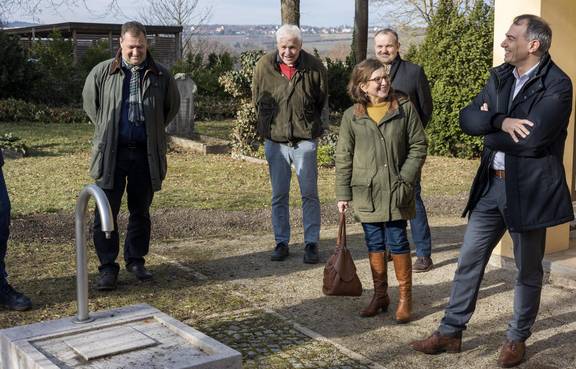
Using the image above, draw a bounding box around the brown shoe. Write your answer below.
[413,256,433,273]
[392,253,412,323]
[497,340,525,368]
[360,252,390,317]
[410,331,462,354]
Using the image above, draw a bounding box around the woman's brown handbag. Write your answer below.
[322,212,363,296]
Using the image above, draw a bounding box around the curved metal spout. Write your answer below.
[73,184,114,323]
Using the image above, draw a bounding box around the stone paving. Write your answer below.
[191,309,377,369]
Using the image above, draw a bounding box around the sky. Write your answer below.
[10,0,365,27]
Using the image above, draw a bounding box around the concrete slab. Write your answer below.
[0,304,242,369]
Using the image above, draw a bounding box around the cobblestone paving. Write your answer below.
[193,309,374,369]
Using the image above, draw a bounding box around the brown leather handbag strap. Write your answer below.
[336,212,347,248]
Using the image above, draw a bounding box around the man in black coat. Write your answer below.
[0,150,32,311]
[374,29,434,272]
[411,14,573,368]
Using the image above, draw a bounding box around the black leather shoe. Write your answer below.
[0,283,32,311]
[271,243,289,261]
[127,263,153,281]
[303,243,319,264]
[97,270,118,290]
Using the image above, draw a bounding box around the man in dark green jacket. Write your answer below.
[252,24,328,264]
[82,21,180,290]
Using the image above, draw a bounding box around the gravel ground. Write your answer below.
[157,218,576,369]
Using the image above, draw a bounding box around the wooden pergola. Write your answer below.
[4,22,183,68]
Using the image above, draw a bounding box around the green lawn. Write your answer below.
[1,121,478,216]
[195,119,235,140]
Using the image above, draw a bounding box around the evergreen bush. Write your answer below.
[173,51,235,98]
[29,31,83,106]
[219,50,265,156]
[408,0,493,158]
[0,32,36,101]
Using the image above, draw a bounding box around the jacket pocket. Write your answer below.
[351,176,374,212]
[89,142,105,179]
[256,102,276,138]
[392,180,414,209]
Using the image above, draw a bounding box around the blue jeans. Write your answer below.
[410,181,432,257]
[0,165,11,283]
[362,220,410,254]
[439,177,546,342]
[264,139,320,245]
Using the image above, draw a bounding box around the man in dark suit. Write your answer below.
[374,29,434,272]
[410,14,573,368]
[0,150,32,311]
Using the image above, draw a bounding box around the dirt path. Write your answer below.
[153,218,576,369]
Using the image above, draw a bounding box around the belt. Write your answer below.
[491,169,505,179]
[121,142,146,150]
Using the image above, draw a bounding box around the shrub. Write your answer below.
[408,0,493,158]
[29,31,83,106]
[0,99,88,123]
[219,50,265,156]
[323,55,353,114]
[0,32,37,100]
[194,96,239,121]
[79,40,112,76]
[172,51,235,98]
[0,133,28,157]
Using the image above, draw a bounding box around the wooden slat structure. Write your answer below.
[4,22,183,68]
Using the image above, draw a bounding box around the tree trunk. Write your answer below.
[352,0,369,64]
[281,0,300,26]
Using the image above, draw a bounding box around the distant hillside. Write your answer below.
[3,21,37,28]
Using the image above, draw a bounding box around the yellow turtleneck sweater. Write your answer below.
[367,101,390,125]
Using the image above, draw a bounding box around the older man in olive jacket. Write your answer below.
[411,15,573,368]
[252,24,328,264]
[82,21,180,290]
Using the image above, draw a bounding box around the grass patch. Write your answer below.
[1,121,478,216]
[0,240,249,329]
[194,119,235,141]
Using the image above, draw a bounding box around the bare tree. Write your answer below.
[370,0,480,27]
[280,0,300,26]
[1,0,123,27]
[138,0,211,58]
[352,0,368,63]
[139,0,211,27]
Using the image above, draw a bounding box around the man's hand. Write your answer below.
[337,201,349,213]
[501,118,534,143]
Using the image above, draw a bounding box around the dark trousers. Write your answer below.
[439,176,546,342]
[93,147,154,273]
[0,166,10,284]
[410,181,432,257]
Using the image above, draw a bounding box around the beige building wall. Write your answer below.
[493,0,576,257]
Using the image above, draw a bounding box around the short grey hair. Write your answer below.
[513,14,552,54]
[276,24,302,43]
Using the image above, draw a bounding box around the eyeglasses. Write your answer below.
[367,75,388,84]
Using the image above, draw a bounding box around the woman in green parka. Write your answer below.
[335,58,427,323]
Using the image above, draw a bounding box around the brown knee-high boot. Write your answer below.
[360,252,390,317]
[392,253,412,323]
